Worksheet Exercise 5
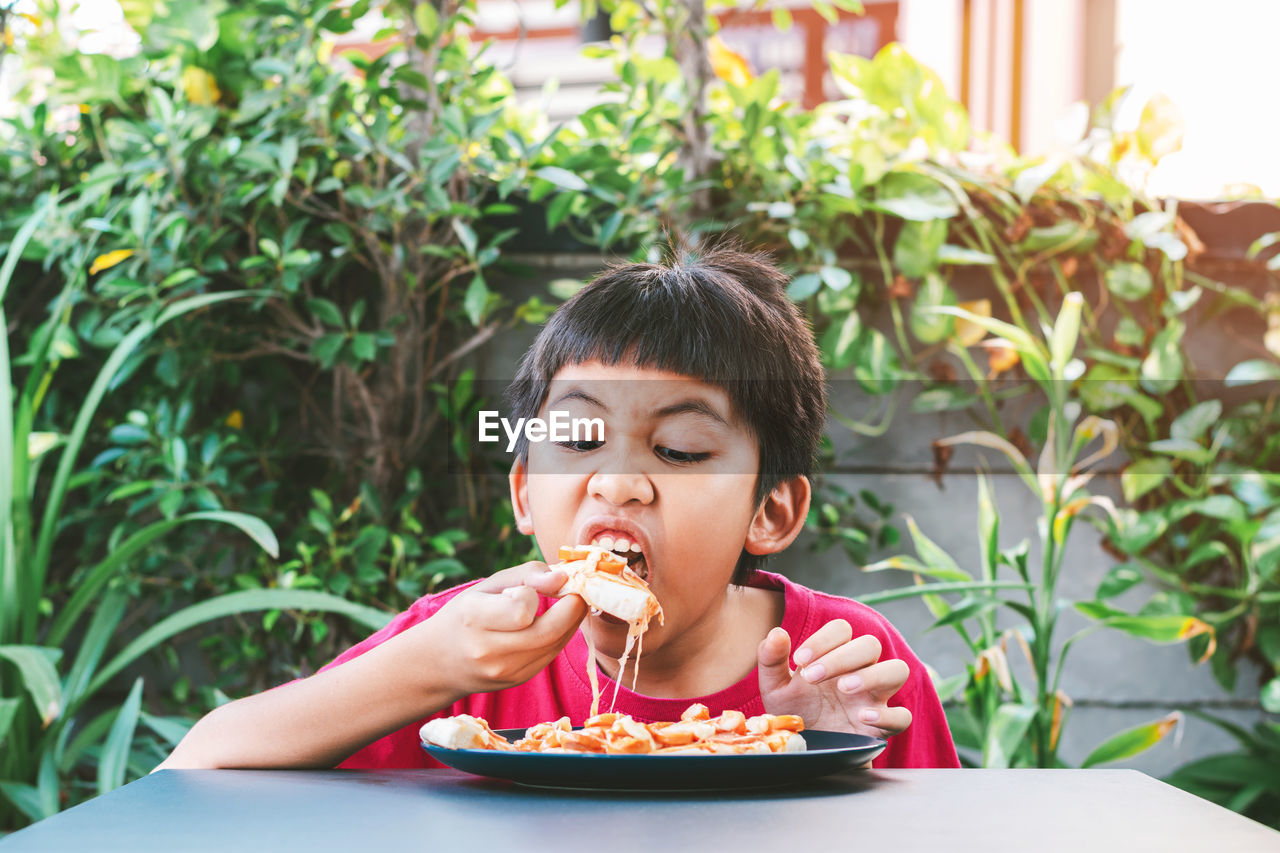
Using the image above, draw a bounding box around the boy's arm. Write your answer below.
[157,564,587,770]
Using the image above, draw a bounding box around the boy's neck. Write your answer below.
[594,584,784,699]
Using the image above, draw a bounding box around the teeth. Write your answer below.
[598,536,614,550]
[629,542,642,553]
[613,538,631,552]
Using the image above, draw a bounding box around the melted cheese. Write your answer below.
[559,544,662,716]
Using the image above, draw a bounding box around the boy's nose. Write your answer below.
[587,469,654,506]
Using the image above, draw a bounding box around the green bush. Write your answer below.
[3,0,1278,829]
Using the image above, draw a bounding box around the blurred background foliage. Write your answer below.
[1,0,1278,832]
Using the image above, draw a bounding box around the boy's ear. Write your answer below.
[509,458,535,535]
[744,475,811,556]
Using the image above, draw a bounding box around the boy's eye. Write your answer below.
[556,440,604,452]
[655,446,711,464]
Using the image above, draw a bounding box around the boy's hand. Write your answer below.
[757,621,912,739]
[425,562,588,700]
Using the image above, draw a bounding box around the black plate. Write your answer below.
[422,729,886,791]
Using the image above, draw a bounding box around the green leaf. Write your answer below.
[1224,359,1280,387]
[1121,457,1173,503]
[312,333,344,367]
[910,386,977,414]
[853,328,901,394]
[98,677,144,795]
[936,244,996,265]
[1082,713,1179,767]
[893,219,947,278]
[1139,320,1184,395]
[819,266,854,291]
[464,275,489,326]
[1147,438,1211,465]
[305,298,345,328]
[1075,607,1213,650]
[0,697,21,744]
[452,219,478,257]
[983,703,1036,768]
[351,333,377,361]
[140,712,193,747]
[0,646,63,726]
[1173,495,1246,524]
[534,166,588,192]
[869,172,959,221]
[1114,316,1144,347]
[1104,262,1153,301]
[787,273,822,301]
[909,273,956,344]
[1257,678,1280,714]
[1013,157,1062,202]
[548,278,585,301]
[1170,400,1221,442]
[1096,563,1144,600]
[930,597,999,630]
[413,1,439,36]
[1017,221,1097,254]
[904,515,971,580]
[1252,508,1280,582]
[1049,292,1084,377]
[0,780,52,823]
[855,580,1029,606]
[86,590,393,700]
[822,312,862,370]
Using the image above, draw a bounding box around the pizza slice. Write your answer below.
[554,545,662,628]
[554,545,663,715]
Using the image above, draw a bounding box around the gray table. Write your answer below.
[3,768,1278,852]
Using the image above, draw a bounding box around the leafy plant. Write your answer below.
[0,199,391,831]
[1165,712,1280,830]
[864,296,1211,768]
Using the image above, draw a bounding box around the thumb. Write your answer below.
[757,627,795,696]
[466,585,540,632]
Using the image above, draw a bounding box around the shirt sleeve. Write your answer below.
[318,581,481,769]
[875,659,961,769]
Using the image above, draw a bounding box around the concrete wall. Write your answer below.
[480,253,1268,776]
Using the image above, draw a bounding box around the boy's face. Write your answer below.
[511,360,777,658]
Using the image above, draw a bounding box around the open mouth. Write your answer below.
[588,534,649,581]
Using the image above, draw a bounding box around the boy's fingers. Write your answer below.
[522,569,568,597]
[861,705,912,737]
[464,585,540,632]
[802,634,886,684]
[833,658,910,698]
[793,620,858,675]
[474,561,551,594]
[756,627,794,695]
[524,592,589,648]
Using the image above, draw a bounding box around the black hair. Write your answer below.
[506,244,826,584]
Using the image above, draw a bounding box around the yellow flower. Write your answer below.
[181,67,222,106]
[88,249,135,275]
[709,35,753,88]
[225,410,244,430]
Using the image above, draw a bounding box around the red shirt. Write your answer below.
[327,570,959,769]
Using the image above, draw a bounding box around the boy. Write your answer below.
[160,247,958,770]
